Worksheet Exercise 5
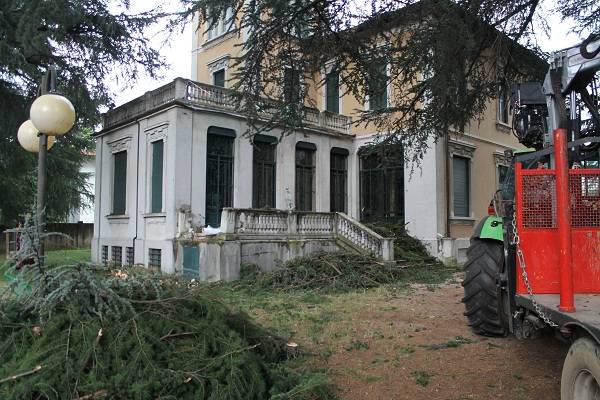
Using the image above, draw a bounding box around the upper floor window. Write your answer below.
[497,86,511,125]
[325,71,340,113]
[283,67,301,103]
[368,62,388,110]
[205,7,234,42]
[213,69,225,87]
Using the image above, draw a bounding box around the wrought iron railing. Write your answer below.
[103,79,353,135]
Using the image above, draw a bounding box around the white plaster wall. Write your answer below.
[94,103,356,272]
[92,122,141,265]
[403,138,445,257]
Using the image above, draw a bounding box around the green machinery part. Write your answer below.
[472,216,504,242]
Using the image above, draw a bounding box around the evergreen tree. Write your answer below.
[0,0,165,225]
[176,0,597,163]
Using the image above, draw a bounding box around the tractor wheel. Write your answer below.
[561,337,600,400]
[461,238,508,337]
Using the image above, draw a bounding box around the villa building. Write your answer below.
[91,5,532,278]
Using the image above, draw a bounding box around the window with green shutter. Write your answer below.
[453,156,470,217]
[325,71,340,113]
[283,67,301,103]
[368,62,387,110]
[112,151,127,215]
[151,140,164,213]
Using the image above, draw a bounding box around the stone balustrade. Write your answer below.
[103,78,352,135]
[220,208,394,261]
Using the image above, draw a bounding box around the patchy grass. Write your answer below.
[411,370,432,387]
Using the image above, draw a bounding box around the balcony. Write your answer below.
[103,78,353,135]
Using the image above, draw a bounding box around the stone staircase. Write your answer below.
[219,208,394,261]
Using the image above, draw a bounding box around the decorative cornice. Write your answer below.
[206,54,230,73]
[494,151,511,166]
[448,139,476,158]
[145,123,169,142]
[107,136,132,153]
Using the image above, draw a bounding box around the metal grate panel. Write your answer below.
[521,174,557,228]
[570,171,600,228]
[126,247,134,266]
[102,245,108,266]
[148,248,161,270]
[111,246,122,266]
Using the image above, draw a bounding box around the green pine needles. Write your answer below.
[0,215,335,399]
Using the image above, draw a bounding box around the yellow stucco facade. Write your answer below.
[189,10,531,261]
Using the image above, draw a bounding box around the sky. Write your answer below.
[108,0,585,108]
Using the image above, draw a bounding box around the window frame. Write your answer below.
[283,67,302,104]
[111,150,128,216]
[448,140,476,221]
[330,148,349,213]
[150,139,165,214]
[213,68,226,87]
[497,85,512,126]
[324,70,340,113]
[358,143,405,222]
[252,136,277,209]
[295,142,316,211]
[367,61,389,111]
[205,7,235,42]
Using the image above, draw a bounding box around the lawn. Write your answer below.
[0,248,91,289]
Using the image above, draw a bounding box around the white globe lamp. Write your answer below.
[30,94,76,136]
[17,120,56,153]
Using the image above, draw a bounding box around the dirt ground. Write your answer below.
[237,272,569,400]
[320,278,568,400]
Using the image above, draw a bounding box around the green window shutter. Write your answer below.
[213,69,225,87]
[151,140,164,213]
[369,63,387,110]
[453,156,470,217]
[283,68,300,103]
[112,151,127,215]
[326,72,339,113]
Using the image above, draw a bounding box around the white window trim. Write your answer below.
[145,123,168,216]
[448,139,476,221]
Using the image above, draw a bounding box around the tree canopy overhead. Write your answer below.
[0,0,165,225]
[176,0,596,162]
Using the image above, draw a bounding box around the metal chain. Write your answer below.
[510,211,559,328]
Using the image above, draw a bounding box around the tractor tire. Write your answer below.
[462,238,508,337]
[561,337,600,400]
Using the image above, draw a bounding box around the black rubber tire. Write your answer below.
[561,337,600,400]
[462,238,508,337]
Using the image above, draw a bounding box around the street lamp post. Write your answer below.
[16,67,76,263]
